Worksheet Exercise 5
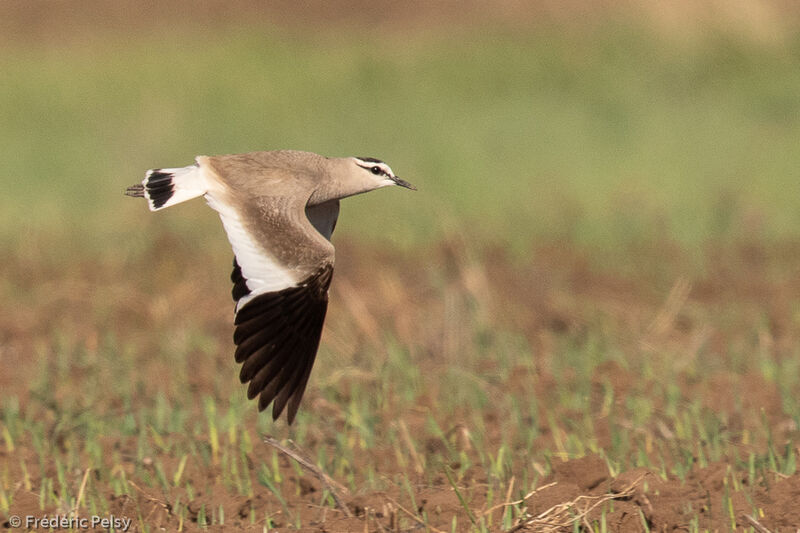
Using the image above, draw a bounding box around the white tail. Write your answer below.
[139,164,209,211]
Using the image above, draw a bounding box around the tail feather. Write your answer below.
[145,170,177,209]
[126,163,209,211]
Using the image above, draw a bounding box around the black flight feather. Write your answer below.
[231,264,333,424]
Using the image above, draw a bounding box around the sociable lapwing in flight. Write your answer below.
[126,150,415,424]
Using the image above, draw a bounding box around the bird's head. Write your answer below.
[352,157,416,191]
[309,155,416,205]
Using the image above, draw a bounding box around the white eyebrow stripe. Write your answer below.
[356,160,395,177]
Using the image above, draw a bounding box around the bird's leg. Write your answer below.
[262,435,352,518]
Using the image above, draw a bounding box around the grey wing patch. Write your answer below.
[232,264,334,424]
[305,199,340,241]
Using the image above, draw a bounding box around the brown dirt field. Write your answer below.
[1,0,799,47]
[4,439,800,532]
[2,235,800,531]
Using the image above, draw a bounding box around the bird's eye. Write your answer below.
[370,166,382,175]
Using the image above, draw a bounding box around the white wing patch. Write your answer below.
[204,190,298,312]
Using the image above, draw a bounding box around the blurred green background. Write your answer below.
[1,1,799,253]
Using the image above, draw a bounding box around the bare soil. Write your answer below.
[1,0,799,47]
[2,237,800,531]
